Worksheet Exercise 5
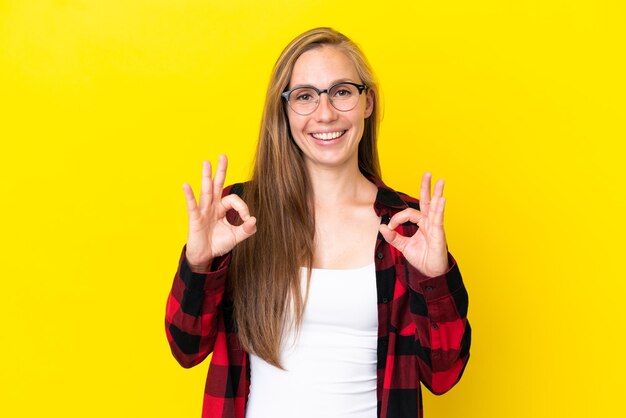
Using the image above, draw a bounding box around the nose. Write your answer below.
[314,93,338,122]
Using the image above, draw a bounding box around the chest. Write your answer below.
[313,206,381,269]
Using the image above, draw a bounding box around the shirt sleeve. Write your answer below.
[165,246,231,368]
[406,254,471,395]
[164,183,242,368]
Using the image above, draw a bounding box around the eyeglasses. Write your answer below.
[282,82,367,116]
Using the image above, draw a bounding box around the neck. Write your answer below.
[306,160,373,208]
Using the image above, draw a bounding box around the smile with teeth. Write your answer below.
[310,130,346,141]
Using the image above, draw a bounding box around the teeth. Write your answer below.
[311,131,345,140]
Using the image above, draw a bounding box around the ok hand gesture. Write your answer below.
[379,172,449,278]
[182,155,257,273]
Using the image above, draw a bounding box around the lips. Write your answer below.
[310,130,346,141]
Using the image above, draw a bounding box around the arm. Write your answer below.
[380,172,471,394]
[165,249,231,368]
[406,254,471,394]
[165,155,255,368]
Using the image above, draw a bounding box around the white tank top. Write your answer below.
[246,263,378,418]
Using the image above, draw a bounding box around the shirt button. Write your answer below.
[426,286,434,292]
[382,297,389,304]
[377,252,384,259]
[432,323,439,330]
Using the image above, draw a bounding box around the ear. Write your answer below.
[364,88,374,119]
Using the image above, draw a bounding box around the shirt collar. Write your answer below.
[367,176,409,216]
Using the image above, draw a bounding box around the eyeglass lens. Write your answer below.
[288,83,361,115]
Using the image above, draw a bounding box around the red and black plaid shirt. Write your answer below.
[165,177,471,418]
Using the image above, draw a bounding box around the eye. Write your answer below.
[293,88,316,102]
[332,84,355,98]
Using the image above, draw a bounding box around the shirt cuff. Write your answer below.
[178,245,231,293]
[407,253,464,301]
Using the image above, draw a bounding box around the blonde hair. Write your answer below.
[230,27,381,368]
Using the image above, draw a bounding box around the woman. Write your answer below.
[166,27,470,418]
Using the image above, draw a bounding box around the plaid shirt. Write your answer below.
[165,178,471,418]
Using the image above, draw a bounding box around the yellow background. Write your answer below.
[1,0,624,417]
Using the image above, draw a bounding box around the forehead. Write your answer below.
[289,46,360,88]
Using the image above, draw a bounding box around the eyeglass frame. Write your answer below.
[281,81,368,115]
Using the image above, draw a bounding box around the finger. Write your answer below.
[182,183,201,221]
[233,216,257,243]
[430,193,439,226]
[379,224,408,252]
[433,196,446,227]
[220,194,252,221]
[433,178,445,199]
[199,160,213,212]
[420,172,432,216]
[213,155,228,201]
[387,208,424,230]
[429,179,445,226]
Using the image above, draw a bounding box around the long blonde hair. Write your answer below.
[230,27,381,368]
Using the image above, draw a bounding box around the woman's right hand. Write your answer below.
[182,155,257,273]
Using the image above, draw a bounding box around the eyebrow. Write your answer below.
[288,79,359,90]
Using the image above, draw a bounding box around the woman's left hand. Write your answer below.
[379,172,449,278]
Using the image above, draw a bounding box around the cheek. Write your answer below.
[287,112,305,135]
[285,114,304,148]
[350,111,366,132]
[282,110,294,136]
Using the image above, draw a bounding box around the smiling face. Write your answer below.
[286,46,374,173]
